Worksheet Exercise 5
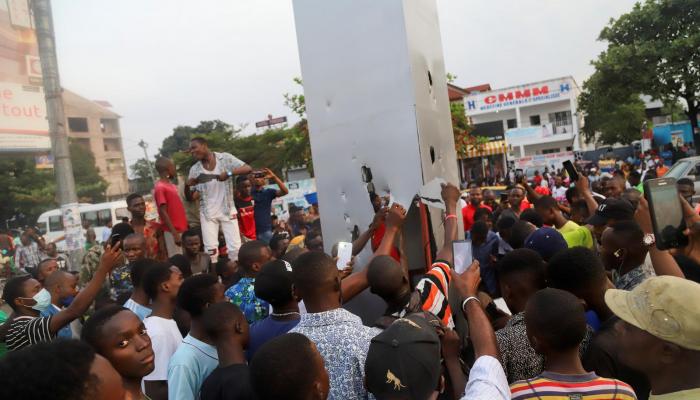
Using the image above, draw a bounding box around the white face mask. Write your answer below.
[25,288,52,312]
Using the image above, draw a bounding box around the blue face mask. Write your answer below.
[27,288,52,312]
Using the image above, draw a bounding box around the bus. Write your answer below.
[37,201,131,249]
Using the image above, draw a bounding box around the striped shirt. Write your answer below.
[510,371,637,400]
[415,260,454,328]
[6,315,54,351]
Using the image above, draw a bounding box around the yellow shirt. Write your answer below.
[558,220,594,250]
[650,388,700,399]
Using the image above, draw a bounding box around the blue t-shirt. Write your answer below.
[41,305,71,339]
[168,334,219,400]
[252,188,277,233]
[246,316,300,362]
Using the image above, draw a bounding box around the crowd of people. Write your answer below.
[0,136,699,400]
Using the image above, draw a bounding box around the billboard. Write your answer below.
[0,0,50,153]
[465,77,576,116]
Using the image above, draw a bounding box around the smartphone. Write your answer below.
[452,240,473,274]
[109,233,121,247]
[336,242,353,270]
[644,178,688,250]
[515,169,524,181]
[563,160,579,182]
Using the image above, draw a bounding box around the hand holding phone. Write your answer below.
[644,178,688,250]
[336,242,353,270]
[452,240,473,274]
[563,160,579,182]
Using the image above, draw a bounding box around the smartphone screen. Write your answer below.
[109,233,121,247]
[336,242,353,270]
[563,160,579,182]
[452,240,473,274]
[645,178,687,249]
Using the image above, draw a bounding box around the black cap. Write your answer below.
[365,314,441,399]
[254,260,294,306]
[586,198,635,226]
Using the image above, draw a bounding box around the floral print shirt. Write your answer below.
[225,277,269,324]
[290,308,382,400]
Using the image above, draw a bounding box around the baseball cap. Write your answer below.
[365,314,442,399]
[605,275,700,350]
[586,198,635,226]
[254,260,294,306]
[524,227,568,261]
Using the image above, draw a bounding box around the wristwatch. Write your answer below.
[227,171,233,178]
[642,233,656,247]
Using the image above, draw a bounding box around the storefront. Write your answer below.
[459,140,507,185]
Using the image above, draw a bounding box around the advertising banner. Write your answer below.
[512,151,575,170]
[0,0,50,152]
[465,77,575,116]
[61,203,84,251]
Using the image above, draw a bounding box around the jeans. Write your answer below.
[200,213,242,262]
[257,230,273,244]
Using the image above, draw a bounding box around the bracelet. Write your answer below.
[461,296,481,311]
[445,214,457,221]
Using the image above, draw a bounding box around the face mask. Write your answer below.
[27,288,52,312]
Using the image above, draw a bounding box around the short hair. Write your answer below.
[496,215,517,231]
[142,262,174,301]
[608,220,644,244]
[508,221,536,249]
[565,187,578,204]
[520,208,543,228]
[110,222,135,241]
[534,195,558,211]
[497,249,545,287]
[176,274,219,317]
[81,305,129,350]
[677,177,694,187]
[0,339,99,400]
[154,157,171,173]
[270,233,290,252]
[673,254,700,284]
[201,302,244,341]
[622,188,642,209]
[130,258,157,288]
[526,288,587,351]
[169,254,192,278]
[628,170,641,180]
[125,193,143,207]
[304,229,323,248]
[471,220,490,238]
[547,247,606,294]
[367,255,404,300]
[238,240,270,270]
[44,270,73,290]
[282,247,307,263]
[190,136,207,145]
[473,207,492,223]
[2,275,32,311]
[251,333,321,400]
[35,258,56,274]
[181,228,201,244]
[291,251,338,296]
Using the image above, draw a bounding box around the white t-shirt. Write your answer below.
[201,161,227,218]
[143,316,183,381]
[552,186,567,201]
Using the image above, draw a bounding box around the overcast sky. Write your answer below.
[51,0,639,170]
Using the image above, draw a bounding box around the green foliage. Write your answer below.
[283,77,306,119]
[0,142,108,226]
[129,158,157,195]
[446,73,458,84]
[580,0,700,142]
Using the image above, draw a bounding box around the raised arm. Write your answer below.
[50,243,122,333]
[634,196,685,278]
[435,183,461,265]
[576,173,599,217]
[351,208,386,256]
[341,203,406,302]
[264,168,289,197]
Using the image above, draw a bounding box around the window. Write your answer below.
[548,111,572,127]
[68,117,89,132]
[80,209,112,228]
[115,208,130,220]
[507,119,517,129]
[566,146,573,151]
[529,115,541,126]
[48,215,63,232]
[542,148,560,154]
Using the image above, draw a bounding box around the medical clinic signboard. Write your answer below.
[465,77,575,116]
[0,0,50,153]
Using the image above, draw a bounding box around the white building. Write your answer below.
[465,76,586,172]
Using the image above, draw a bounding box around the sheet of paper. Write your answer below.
[418,177,447,210]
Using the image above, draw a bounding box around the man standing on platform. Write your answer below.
[187,137,252,262]
[155,157,188,257]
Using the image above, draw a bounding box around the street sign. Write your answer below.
[255,115,287,128]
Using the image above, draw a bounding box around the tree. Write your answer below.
[580,0,700,143]
[129,158,157,195]
[69,141,108,203]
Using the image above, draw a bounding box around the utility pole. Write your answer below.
[32,0,84,268]
[138,139,157,185]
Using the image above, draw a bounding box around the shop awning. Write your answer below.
[464,140,506,158]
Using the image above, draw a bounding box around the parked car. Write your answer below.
[664,156,700,202]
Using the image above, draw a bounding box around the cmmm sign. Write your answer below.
[465,77,576,116]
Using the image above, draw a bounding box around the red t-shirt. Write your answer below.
[153,180,188,232]
[371,222,400,262]
[234,195,256,240]
[462,203,493,232]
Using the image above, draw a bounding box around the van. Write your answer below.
[37,201,131,249]
[663,156,700,202]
